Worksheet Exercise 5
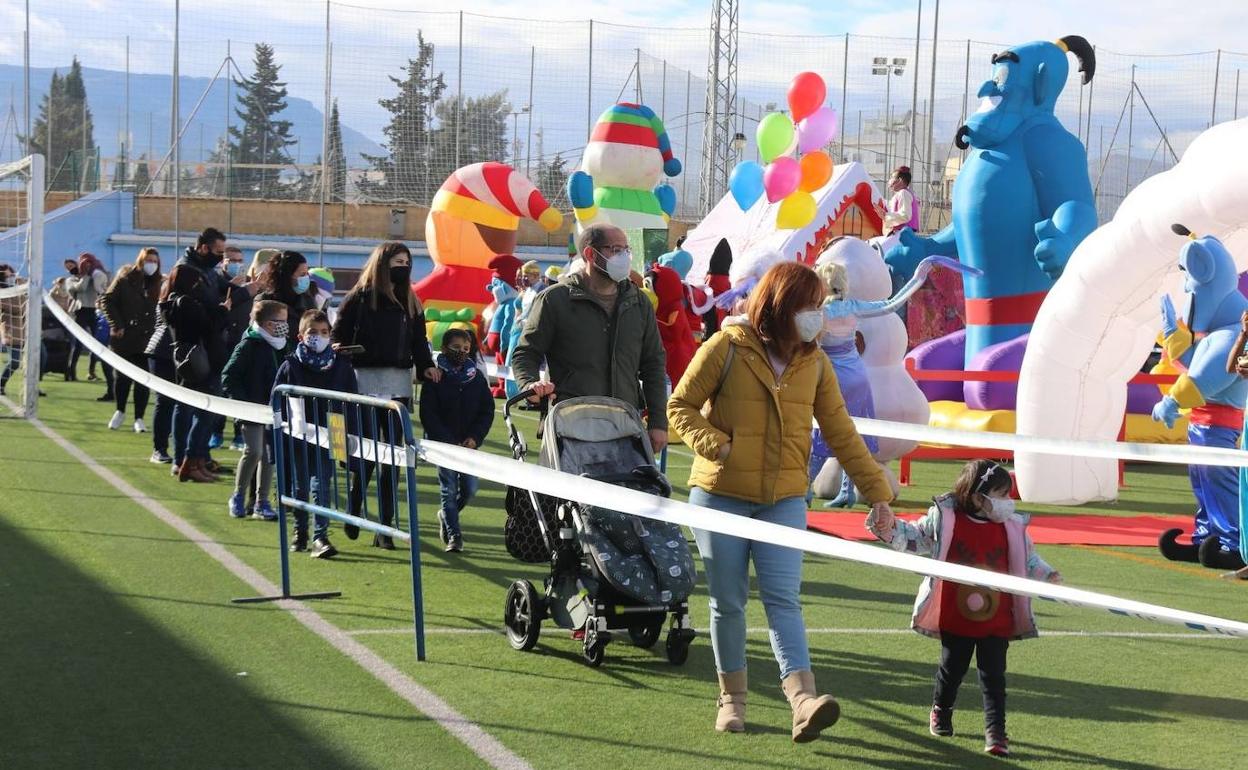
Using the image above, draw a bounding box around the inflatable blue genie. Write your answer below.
[1154,225,1248,571]
[886,36,1098,392]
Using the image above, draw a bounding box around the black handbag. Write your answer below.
[174,343,210,384]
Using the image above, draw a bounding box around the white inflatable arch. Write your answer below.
[1016,118,1248,504]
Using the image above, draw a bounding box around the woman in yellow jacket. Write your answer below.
[668,261,895,741]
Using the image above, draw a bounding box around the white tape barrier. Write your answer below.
[479,338,1248,469]
[35,297,1248,636]
[43,293,271,424]
[0,283,28,300]
[418,439,1248,638]
[850,416,1248,468]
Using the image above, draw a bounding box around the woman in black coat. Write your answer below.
[100,247,162,432]
[331,241,440,548]
[254,250,317,342]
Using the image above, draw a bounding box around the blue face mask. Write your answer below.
[294,275,311,294]
[224,262,242,278]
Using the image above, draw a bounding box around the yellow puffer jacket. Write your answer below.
[668,323,891,506]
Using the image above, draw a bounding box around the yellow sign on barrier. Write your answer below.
[328,412,348,463]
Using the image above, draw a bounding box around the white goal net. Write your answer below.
[0,155,46,417]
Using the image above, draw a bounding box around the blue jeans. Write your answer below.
[437,466,478,539]
[184,375,221,461]
[148,357,175,455]
[690,488,811,679]
[288,443,331,539]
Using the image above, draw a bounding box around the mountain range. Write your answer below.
[0,64,383,166]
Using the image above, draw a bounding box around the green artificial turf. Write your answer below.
[2,376,1245,769]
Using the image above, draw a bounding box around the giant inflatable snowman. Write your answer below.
[567,102,681,232]
[813,237,930,498]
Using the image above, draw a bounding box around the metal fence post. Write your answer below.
[840,33,848,162]
[399,406,426,662]
[587,20,594,139]
[1211,49,1222,127]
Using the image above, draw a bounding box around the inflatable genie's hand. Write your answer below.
[886,35,1099,365]
[1158,293,1195,363]
[568,103,682,231]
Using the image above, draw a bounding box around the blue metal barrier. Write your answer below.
[231,384,426,662]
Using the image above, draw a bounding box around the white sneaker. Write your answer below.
[107,411,124,430]
[133,418,147,433]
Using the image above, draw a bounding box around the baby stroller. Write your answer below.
[502,391,697,667]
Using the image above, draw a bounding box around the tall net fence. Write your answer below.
[1,3,1245,228]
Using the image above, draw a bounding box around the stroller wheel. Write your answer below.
[504,580,542,651]
[628,619,664,649]
[583,635,607,668]
[665,628,695,666]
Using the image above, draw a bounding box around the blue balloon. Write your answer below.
[729,161,764,211]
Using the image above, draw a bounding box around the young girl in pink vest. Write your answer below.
[868,460,1061,757]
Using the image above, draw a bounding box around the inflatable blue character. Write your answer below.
[485,277,520,397]
[886,36,1098,367]
[1153,225,1248,571]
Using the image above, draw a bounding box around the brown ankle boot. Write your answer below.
[179,459,215,484]
[715,670,747,733]
[781,670,840,743]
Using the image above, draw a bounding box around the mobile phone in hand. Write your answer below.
[336,344,365,355]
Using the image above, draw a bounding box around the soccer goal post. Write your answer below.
[0,154,46,417]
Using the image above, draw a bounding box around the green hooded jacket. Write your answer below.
[512,270,668,430]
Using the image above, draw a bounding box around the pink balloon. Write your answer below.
[763,157,802,203]
[797,107,838,154]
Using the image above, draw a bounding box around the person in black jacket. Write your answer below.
[255,249,316,343]
[274,310,359,559]
[145,274,177,465]
[162,227,232,483]
[99,247,161,433]
[222,300,291,521]
[332,240,440,549]
[419,329,493,553]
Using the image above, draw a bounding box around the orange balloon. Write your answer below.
[798,151,833,192]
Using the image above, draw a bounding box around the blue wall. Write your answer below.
[0,191,569,290]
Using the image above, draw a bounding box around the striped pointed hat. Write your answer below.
[431,162,562,232]
[590,103,682,177]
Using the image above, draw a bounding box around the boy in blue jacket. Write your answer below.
[274,309,359,558]
[419,328,494,553]
[222,300,291,521]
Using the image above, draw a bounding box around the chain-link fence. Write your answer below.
[2,3,1245,229]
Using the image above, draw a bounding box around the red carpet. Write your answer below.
[807,511,1191,546]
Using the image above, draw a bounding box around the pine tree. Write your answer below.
[536,152,569,209]
[112,142,128,190]
[359,33,445,203]
[132,153,151,193]
[428,91,511,189]
[62,59,97,191]
[24,58,96,192]
[226,43,295,199]
[326,100,347,202]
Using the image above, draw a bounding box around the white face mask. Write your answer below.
[982,496,1016,522]
[304,333,331,354]
[794,309,824,342]
[254,321,287,350]
[142,262,159,276]
[594,248,632,283]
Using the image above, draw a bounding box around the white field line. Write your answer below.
[349,626,1230,641]
[22,410,533,770]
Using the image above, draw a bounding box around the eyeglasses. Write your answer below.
[597,245,630,257]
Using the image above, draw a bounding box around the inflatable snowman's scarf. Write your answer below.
[822,256,981,321]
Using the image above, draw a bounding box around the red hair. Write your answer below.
[746,261,825,359]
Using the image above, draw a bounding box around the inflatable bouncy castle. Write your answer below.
[416,162,562,314]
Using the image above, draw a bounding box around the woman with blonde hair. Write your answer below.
[332,241,440,547]
[668,260,895,742]
[100,248,162,432]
